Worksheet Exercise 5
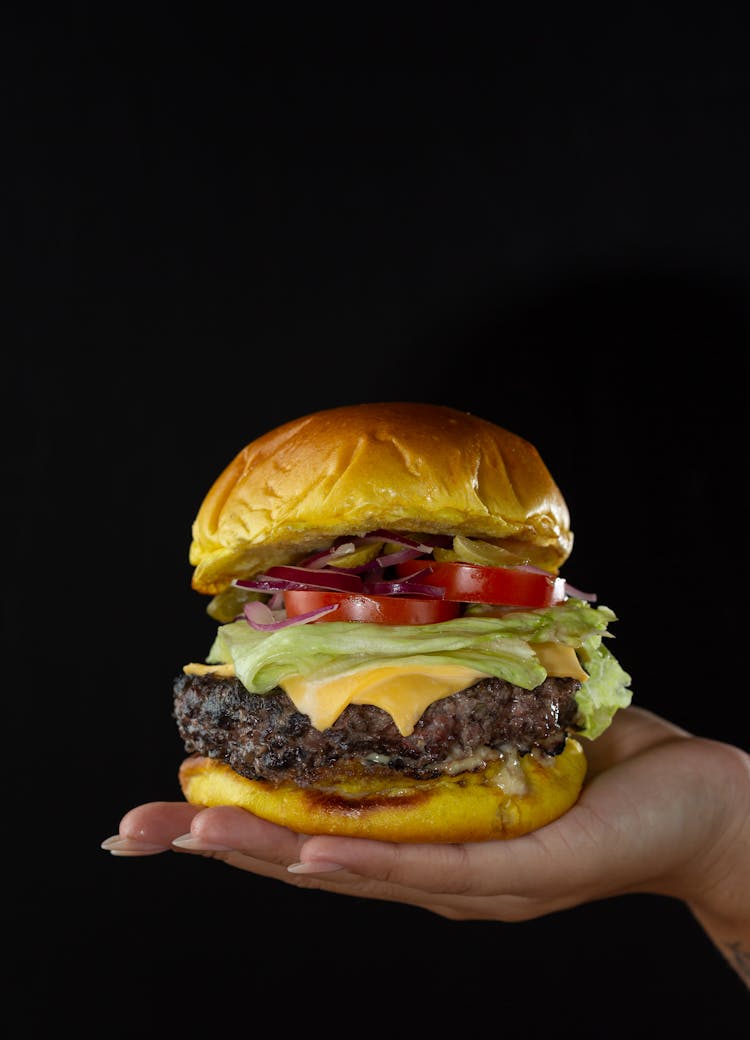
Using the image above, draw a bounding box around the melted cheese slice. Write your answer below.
[184,662,235,677]
[283,664,487,735]
[184,643,587,734]
[535,642,589,682]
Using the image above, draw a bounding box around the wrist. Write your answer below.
[677,739,750,986]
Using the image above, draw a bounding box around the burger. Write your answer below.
[175,402,632,842]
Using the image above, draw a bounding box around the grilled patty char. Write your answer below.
[173,672,583,786]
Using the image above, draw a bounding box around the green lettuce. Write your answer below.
[206,597,632,740]
[574,635,633,739]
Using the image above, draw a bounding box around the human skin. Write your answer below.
[102,706,750,988]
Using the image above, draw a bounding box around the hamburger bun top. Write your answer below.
[189,402,573,594]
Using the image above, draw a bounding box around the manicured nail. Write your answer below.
[171,833,236,852]
[287,860,345,874]
[100,835,168,856]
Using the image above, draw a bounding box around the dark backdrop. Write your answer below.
[5,8,749,1033]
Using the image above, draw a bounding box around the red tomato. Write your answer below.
[395,560,566,608]
[283,589,462,624]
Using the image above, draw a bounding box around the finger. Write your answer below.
[290,837,516,913]
[162,807,476,906]
[174,805,305,867]
[292,799,624,905]
[101,801,202,855]
[168,807,401,892]
[292,833,503,895]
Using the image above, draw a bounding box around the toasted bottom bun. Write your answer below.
[178,739,587,843]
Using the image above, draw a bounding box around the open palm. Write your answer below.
[107,706,747,927]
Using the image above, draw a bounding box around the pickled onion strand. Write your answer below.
[242,600,339,631]
[514,564,597,602]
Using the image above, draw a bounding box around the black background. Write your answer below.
[5,7,749,1033]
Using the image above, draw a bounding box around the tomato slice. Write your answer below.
[395,560,566,608]
[283,589,462,624]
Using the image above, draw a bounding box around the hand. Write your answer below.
[102,706,750,987]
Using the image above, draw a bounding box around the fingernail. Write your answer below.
[100,835,168,856]
[287,860,345,874]
[171,833,236,852]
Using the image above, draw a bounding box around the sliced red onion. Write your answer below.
[243,601,278,626]
[234,577,306,593]
[359,565,441,599]
[235,566,363,594]
[287,530,454,579]
[243,600,339,631]
[371,546,425,568]
[563,582,597,602]
[300,531,439,570]
[299,542,358,569]
[266,565,363,591]
[363,577,446,597]
[367,529,452,552]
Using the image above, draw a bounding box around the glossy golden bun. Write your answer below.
[178,739,587,843]
[189,402,573,594]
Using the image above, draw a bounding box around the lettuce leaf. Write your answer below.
[206,597,632,739]
[575,635,633,739]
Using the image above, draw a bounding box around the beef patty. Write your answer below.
[173,671,583,786]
